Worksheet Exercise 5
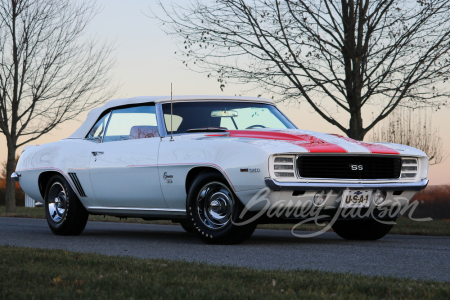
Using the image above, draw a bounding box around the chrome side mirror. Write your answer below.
[11,172,21,182]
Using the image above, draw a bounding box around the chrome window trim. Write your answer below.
[99,103,160,143]
[84,111,111,143]
[276,105,298,129]
[102,110,113,143]
[155,103,168,138]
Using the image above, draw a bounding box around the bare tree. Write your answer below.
[370,108,446,165]
[0,155,24,206]
[0,0,115,213]
[155,0,450,139]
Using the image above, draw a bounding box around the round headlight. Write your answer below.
[313,191,326,206]
[373,190,387,206]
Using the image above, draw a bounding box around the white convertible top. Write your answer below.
[68,95,275,139]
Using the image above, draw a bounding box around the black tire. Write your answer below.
[179,220,195,233]
[331,218,395,240]
[186,172,257,244]
[44,174,89,235]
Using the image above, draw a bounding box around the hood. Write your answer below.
[200,129,427,157]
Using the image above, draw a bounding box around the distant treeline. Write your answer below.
[0,180,25,206]
[405,185,450,220]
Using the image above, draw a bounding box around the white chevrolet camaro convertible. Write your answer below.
[13,96,429,244]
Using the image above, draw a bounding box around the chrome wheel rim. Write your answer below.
[197,182,234,230]
[47,182,67,223]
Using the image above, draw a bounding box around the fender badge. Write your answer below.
[163,172,173,183]
[241,168,260,173]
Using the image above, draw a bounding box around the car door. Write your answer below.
[89,104,167,208]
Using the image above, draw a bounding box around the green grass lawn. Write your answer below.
[0,245,449,300]
[1,206,450,236]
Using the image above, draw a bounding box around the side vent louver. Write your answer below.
[68,173,87,197]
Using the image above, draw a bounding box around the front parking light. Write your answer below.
[373,190,387,205]
[313,191,326,206]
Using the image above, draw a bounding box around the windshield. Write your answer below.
[162,102,296,134]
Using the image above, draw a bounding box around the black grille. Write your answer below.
[297,156,401,179]
[68,173,87,197]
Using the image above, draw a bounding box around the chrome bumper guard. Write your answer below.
[265,178,429,192]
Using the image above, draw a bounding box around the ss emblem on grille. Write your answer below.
[350,164,363,171]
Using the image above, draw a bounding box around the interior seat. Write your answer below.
[129,126,159,139]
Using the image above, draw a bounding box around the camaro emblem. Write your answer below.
[350,164,363,171]
[163,172,173,183]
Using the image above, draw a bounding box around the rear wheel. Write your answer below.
[186,172,257,244]
[44,174,89,235]
[331,219,395,240]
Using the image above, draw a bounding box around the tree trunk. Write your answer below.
[348,109,365,141]
[5,144,17,213]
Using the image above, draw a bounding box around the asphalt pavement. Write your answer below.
[1,217,449,282]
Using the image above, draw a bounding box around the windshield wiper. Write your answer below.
[186,127,228,133]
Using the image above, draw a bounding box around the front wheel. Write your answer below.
[179,220,195,233]
[44,174,89,235]
[187,172,257,244]
[331,219,395,240]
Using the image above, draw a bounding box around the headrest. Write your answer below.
[130,126,159,139]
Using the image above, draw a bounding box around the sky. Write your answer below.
[0,0,449,185]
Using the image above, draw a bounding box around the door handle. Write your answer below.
[91,151,104,156]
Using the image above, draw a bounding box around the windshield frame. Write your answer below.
[158,101,297,136]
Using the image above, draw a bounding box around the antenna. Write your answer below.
[170,83,174,141]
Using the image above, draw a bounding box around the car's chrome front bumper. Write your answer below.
[265,178,429,191]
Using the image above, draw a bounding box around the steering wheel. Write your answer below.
[246,125,266,129]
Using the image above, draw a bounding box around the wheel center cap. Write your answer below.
[211,195,230,211]
[210,199,220,208]
[210,198,227,214]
